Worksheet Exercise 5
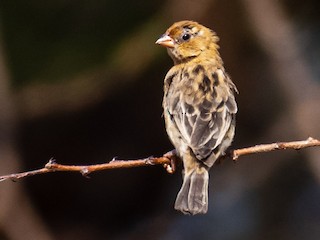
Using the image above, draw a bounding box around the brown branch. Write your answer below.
[0,157,172,182]
[231,137,320,160]
[0,137,319,182]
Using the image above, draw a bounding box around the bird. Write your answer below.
[155,20,238,215]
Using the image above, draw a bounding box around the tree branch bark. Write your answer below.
[231,137,320,160]
[0,137,319,183]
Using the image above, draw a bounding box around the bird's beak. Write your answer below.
[155,34,174,48]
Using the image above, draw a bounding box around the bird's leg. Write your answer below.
[163,149,181,174]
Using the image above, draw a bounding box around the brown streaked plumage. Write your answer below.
[156,20,238,215]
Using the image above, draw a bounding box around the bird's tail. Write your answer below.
[174,165,209,215]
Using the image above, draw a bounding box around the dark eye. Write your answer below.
[182,33,191,41]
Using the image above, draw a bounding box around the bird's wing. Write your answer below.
[167,67,237,161]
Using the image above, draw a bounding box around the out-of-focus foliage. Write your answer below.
[1,0,160,87]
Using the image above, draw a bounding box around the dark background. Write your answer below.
[0,0,320,239]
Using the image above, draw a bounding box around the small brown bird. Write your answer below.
[156,21,238,215]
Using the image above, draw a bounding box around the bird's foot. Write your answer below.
[163,149,181,174]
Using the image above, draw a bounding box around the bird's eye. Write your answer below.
[182,33,191,41]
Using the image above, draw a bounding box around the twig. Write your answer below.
[0,157,172,182]
[0,137,319,182]
[231,137,320,160]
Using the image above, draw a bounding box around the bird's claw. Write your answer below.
[163,150,180,174]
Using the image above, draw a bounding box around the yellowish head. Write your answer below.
[156,20,220,64]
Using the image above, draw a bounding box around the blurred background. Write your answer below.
[0,0,320,239]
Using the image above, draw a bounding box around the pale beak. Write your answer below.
[155,34,175,48]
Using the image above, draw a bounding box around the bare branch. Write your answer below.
[231,137,320,160]
[0,137,319,183]
[0,157,172,182]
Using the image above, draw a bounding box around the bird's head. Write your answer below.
[156,20,220,64]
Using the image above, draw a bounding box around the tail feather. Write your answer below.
[174,166,209,215]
